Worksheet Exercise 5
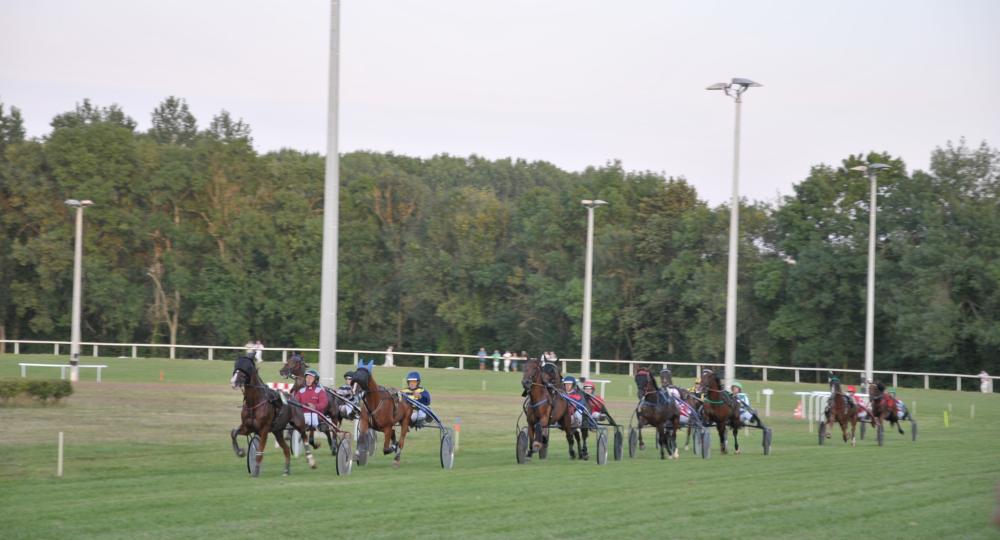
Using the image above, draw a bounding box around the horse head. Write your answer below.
[521,358,541,393]
[829,374,842,395]
[634,368,657,394]
[659,367,673,387]
[231,355,258,389]
[541,362,561,388]
[698,368,720,392]
[351,367,372,393]
[279,355,305,379]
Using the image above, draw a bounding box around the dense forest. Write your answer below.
[1,97,997,375]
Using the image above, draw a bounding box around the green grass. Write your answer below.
[1,354,998,539]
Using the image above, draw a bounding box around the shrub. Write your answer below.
[0,379,73,405]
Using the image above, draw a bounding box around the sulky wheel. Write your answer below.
[596,431,608,465]
[336,436,353,476]
[877,422,885,446]
[440,429,455,470]
[628,428,639,458]
[516,429,530,465]
[818,421,826,445]
[762,428,773,456]
[246,434,261,477]
[910,420,918,442]
[613,428,623,461]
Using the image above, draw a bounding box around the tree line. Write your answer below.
[1,97,997,376]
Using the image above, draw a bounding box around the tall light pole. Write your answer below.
[851,163,890,384]
[64,199,93,382]
[706,78,761,386]
[318,0,341,386]
[580,199,607,379]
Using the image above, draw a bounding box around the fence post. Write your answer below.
[54,343,59,355]
[93,345,98,357]
[892,373,898,388]
[595,361,601,375]
[924,375,929,390]
[282,350,287,363]
[14,342,19,354]
[695,364,700,378]
[170,346,176,360]
[629,363,634,377]
[762,367,768,382]
[132,345,137,358]
[353,352,358,366]
[423,355,429,369]
[562,359,567,374]
[208,347,214,361]
[794,369,800,383]
[459,356,464,370]
[956,377,961,392]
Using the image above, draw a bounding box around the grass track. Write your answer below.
[1,354,998,539]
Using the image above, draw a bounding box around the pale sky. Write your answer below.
[2,0,998,205]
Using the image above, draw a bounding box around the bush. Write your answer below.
[0,379,73,405]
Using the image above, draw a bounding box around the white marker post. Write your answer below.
[57,432,64,477]
[762,388,774,417]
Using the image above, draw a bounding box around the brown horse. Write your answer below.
[229,355,314,476]
[823,376,862,446]
[868,381,906,437]
[520,359,584,460]
[697,369,742,455]
[659,369,706,451]
[634,368,681,459]
[278,353,308,393]
[351,367,413,467]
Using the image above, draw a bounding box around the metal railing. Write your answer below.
[1,339,996,392]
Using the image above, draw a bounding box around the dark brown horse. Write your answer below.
[277,355,351,453]
[659,369,705,451]
[278,353,308,393]
[351,367,413,467]
[634,368,681,459]
[823,375,862,446]
[697,369,742,455]
[868,381,906,436]
[229,355,314,476]
[520,359,584,460]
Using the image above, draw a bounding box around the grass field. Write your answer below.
[1,354,998,539]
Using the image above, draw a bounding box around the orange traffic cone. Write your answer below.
[794,402,803,419]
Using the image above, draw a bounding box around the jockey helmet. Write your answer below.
[847,385,857,392]
[730,380,743,390]
[562,376,576,385]
[343,370,354,380]
[305,368,319,378]
[888,387,896,395]
[583,381,595,390]
[406,371,421,383]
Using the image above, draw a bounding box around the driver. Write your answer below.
[335,370,357,419]
[582,381,606,422]
[562,376,584,428]
[730,380,759,427]
[402,371,431,427]
[847,385,868,422]
[298,368,329,447]
[888,387,909,420]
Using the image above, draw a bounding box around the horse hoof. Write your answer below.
[237,450,245,458]
[392,461,401,469]
[639,443,646,450]
[735,449,742,455]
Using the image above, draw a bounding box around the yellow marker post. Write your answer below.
[943,410,950,428]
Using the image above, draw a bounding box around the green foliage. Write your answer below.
[0,378,73,403]
[0,98,997,375]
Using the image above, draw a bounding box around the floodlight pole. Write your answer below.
[707,78,761,387]
[852,163,889,384]
[65,199,93,382]
[318,0,341,386]
[580,199,607,380]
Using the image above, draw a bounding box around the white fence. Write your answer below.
[1,339,996,393]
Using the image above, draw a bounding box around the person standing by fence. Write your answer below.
[253,340,264,364]
[980,370,992,393]
[477,347,487,371]
[492,349,501,371]
[385,345,394,367]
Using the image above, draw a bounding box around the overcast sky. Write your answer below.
[2,0,998,205]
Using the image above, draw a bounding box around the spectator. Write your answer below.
[253,340,264,364]
[980,370,992,393]
[503,350,513,372]
[492,349,501,371]
[514,350,527,372]
[385,345,395,367]
[244,339,254,356]
[477,347,487,371]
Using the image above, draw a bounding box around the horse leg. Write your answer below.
[671,417,680,459]
[394,417,412,467]
[231,426,248,457]
[849,417,857,447]
[565,424,577,460]
[683,424,692,452]
[717,423,727,455]
[732,423,741,455]
[638,417,646,451]
[658,426,667,459]
[526,420,536,458]
[273,427,297,474]
[253,431,268,478]
[383,426,397,455]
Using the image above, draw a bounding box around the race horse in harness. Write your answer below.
[519,358,587,460]
[868,381,906,438]
[697,368,743,455]
[229,354,314,476]
[633,368,681,459]
[279,353,308,393]
[821,375,865,446]
[351,366,413,467]
[278,354,357,454]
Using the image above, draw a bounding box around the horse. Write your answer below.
[520,358,585,460]
[697,368,742,455]
[658,369,706,452]
[823,375,862,446]
[633,368,681,459]
[229,355,315,476]
[351,366,413,467]
[868,381,906,436]
[278,353,308,393]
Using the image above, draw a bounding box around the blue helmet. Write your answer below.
[562,376,576,385]
[406,371,421,383]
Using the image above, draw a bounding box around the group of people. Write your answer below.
[477,348,559,373]
[244,339,265,363]
[560,375,606,429]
